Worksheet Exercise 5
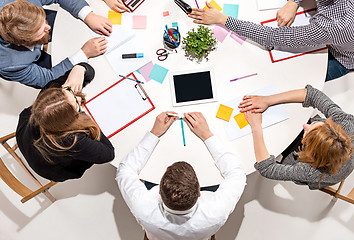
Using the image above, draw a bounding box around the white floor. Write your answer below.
[0,74,353,240]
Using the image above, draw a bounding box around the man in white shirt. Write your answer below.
[116,111,246,240]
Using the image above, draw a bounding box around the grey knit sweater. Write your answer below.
[254,85,354,189]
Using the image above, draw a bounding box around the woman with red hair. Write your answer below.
[239,85,353,189]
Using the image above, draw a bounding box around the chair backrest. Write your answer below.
[0,132,56,203]
[320,179,354,204]
[143,233,216,240]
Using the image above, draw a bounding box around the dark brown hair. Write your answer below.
[298,118,353,177]
[30,88,101,163]
[0,0,47,45]
[160,161,200,211]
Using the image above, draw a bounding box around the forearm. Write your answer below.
[267,88,307,106]
[251,126,270,163]
[225,17,330,48]
[50,0,89,18]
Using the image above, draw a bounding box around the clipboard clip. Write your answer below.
[135,84,147,100]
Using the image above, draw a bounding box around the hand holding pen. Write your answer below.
[150,112,178,137]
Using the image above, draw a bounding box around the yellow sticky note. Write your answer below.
[204,0,223,11]
[234,112,249,129]
[216,104,234,122]
[108,11,122,25]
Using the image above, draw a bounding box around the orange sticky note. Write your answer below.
[108,11,122,25]
[216,104,234,122]
[234,112,249,129]
[204,0,223,11]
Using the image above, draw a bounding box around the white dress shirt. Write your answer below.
[116,132,246,240]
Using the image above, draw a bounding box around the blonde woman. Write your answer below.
[239,85,353,189]
[16,63,114,182]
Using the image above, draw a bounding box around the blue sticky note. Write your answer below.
[223,4,239,19]
[172,22,178,27]
[148,64,169,84]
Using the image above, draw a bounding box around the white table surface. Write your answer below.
[52,0,327,186]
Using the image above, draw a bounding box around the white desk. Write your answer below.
[52,0,327,186]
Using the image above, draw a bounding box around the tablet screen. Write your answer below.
[173,71,214,103]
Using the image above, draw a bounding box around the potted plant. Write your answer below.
[182,25,217,62]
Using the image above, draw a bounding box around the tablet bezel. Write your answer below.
[170,67,218,107]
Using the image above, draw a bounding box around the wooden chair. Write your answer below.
[319,179,354,204]
[0,132,56,203]
[144,233,215,239]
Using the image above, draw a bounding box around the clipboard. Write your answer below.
[261,9,327,63]
[85,73,155,138]
[123,0,145,12]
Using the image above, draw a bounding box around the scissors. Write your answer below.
[156,48,171,61]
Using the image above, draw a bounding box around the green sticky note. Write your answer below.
[223,4,239,19]
[148,64,169,84]
[172,22,178,27]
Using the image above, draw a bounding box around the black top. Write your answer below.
[16,107,115,182]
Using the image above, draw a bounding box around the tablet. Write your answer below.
[170,68,217,107]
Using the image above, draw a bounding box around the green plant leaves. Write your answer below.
[182,25,217,62]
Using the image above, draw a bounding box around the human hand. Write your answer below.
[183,112,213,141]
[276,0,298,27]
[62,65,86,93]
[238,95,270,113]
[81,37,107,58]
[85,12,112,36]
[244,111,262,131]
[103,0,130,12]
[150,111,178,137]
[188,1,228,25]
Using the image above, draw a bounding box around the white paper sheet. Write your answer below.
[105,36,152,77]
[222,85,288,141]
[90,25,135,54]
[257,0,287,11]
[262,9,326,62]
[85,79,154,137]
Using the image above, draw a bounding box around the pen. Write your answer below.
[195,0,199,8]
[168,30,178,47]
[168,30,177,42]
[180,118,186,146]
[230,73,258,82]
[119,74,144,84]
[164,30,173,42]
[122,53,144,59]
[166,113,179,118]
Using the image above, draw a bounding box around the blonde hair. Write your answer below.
[0,0,46,45]
[298,118,353,177]
[30,88,101,163]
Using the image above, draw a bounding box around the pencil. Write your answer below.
[180,118,186,146]
[230,73,258,82]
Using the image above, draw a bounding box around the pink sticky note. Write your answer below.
[230,32,246,45]
[132,15,147,29]
[212,24,229,43]
[163,11,169,16]
[138,61,154,82]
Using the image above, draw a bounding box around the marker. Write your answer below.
[119,74,144,84]
[122,53,144,59]
[168,30,178,47]
[230,73,258,82]
[180,118,186,146]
